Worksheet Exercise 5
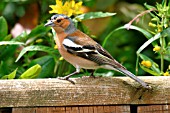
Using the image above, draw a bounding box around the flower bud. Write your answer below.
[54,45,58,49]
[153,45,161,52]
[59,57,64,61]
[163,71,170,76]
[148,22,156,27]
[141,60,152,68]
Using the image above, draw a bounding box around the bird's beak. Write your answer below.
[44,20,55,27]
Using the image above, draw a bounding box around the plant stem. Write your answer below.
[160,51,164,73]
[135,55,139,75]
[160,36,164,73]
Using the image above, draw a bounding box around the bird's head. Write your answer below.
[45,14,76,34]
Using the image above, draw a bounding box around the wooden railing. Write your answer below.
[0,76,170,113]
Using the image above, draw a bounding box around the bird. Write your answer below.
[45,14,150,89]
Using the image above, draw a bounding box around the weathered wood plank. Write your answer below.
[12,107,36,113]
[97,106,104,113]
[36,107,47,113]
[88,106,94,113]
[11,106,130,113]
[0,76,170,107]
[138,105,170,113]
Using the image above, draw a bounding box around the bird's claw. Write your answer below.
[58,77,75,84]
[82,75,95,79]
[145,84,152,89]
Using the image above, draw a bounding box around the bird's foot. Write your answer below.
[58,77,75,84]
[89,74,96,78]
[81,75,96,78]
[82,75,95,79]
[144,84,152,89]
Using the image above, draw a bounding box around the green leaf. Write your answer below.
[19,64,41,79]
[1,68,17,79]
[28,24,51,38]
[0,41,24,59]
[162,27,170,37]
[12,31,28,42]
[136,27,170,55]
[144,3,156,10]
[0,16,8,41]
[0,45,18,60]
[136,27,170,73]
[15,6,25,17]
[102,24,153,47]
[139,54,161,75]
[136,32,161,54]
[124,24,153,40]
[139,64,161,76]
[29,55,55,78]
[3,34,12,41]
[15,45,58,62]
[164,46,170,61]
[0,41,25,46]
[74,12,116,22]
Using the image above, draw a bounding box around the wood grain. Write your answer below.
[12,106,130,113]
[0,76,170,107]
[138,105,170,113]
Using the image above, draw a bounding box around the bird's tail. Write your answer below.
[117,68,150,89]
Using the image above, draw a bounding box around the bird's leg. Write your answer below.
[58,67,80,84]
[89,70,95,78]
[82,69,95,78]
[61,70,79,80]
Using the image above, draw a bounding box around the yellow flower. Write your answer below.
[54,45,58,49]
[49,0,63,14]
[148,22,156,27]
[153,45,161,52]
[49,0,83,17]
[59,56,64,61]
[63,1,73,17]
[163,71,170,76]
[157,25,162,32]
[70,0,83,15]
[35,39,43,43]
[169,65,170,70]
[141,60,152,68]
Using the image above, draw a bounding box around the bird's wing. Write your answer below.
[62,36,125,70]
[63,36,150,89]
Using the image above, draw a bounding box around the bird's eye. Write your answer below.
[57,19,61,23]
[51,16,57,20]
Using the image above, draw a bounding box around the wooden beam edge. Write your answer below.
[0,76,170,107]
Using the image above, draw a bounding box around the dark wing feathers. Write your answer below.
[83,45,96,50]
[63,44,82,51]
[95,44,114,60]
[63,37,125,69]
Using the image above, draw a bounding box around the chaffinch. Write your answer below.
[45,14,150,89]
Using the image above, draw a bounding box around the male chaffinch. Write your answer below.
[45,14,150,89]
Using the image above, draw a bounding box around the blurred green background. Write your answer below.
[0,0,162,79]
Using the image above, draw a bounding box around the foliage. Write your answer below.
[0,0,168,79]
[0,0,116,79]
[49,0,83,17]
[127,1,170,76]
[103,0,170,76]
[136,0,170,76]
